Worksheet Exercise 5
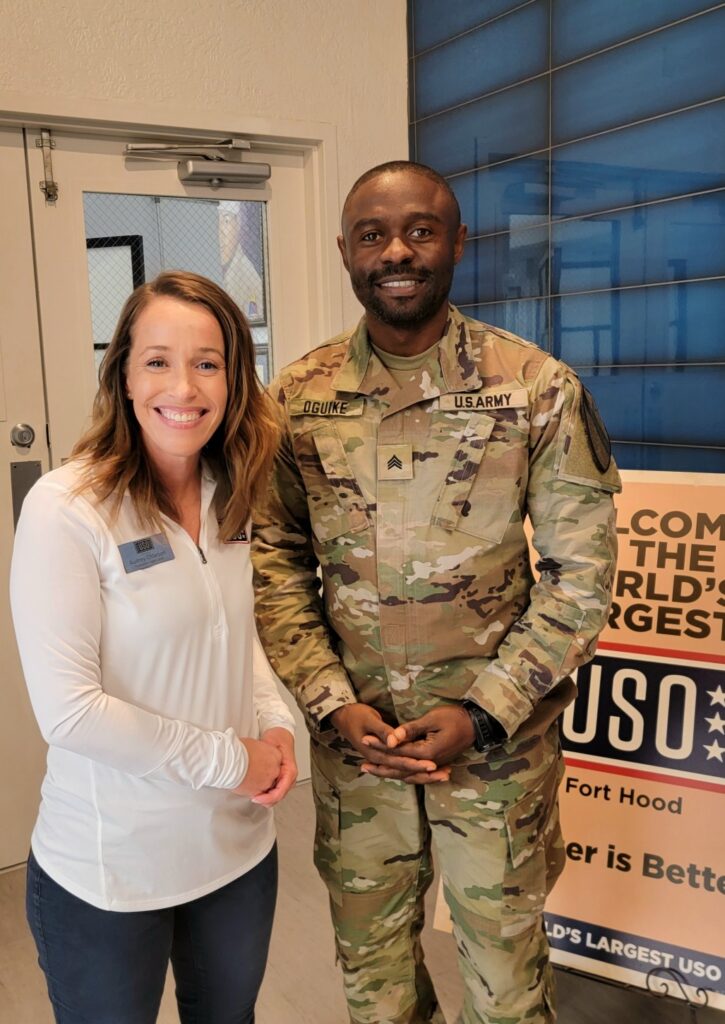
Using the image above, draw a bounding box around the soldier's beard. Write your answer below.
[351,264,453,327]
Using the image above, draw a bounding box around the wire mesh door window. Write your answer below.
[83,194,272,382]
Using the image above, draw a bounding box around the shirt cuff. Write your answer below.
[257,713,296,736]
[463,664,535,739]
[302,666,357,733]
[203,729,249,790]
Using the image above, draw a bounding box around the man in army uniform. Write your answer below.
[252,161,620,1024]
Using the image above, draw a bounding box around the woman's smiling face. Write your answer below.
[124,295,228,475]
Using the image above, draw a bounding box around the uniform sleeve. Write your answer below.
[10,481,248,790]
[464,364,620,737]
[252,384,357,732]
[252,633,296,736]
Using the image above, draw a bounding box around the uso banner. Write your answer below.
[433,471,725,1010]
[546,470,725,1010]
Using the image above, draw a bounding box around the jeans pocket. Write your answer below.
[25,850,45,959]
[25,849,62,1012]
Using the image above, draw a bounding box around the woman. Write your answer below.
[10,270,297,1023]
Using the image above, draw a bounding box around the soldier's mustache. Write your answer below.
[367,265,433,286]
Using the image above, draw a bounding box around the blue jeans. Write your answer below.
[26,845,278,1024]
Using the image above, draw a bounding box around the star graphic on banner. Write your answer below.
[705,712,725,735]
[703,739,724,762]
[706,685,725,708]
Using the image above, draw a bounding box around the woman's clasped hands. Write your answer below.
[237,728,298,806]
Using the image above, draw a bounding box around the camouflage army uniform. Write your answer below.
[252,305,620,1024]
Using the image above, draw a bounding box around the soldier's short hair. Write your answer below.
[342,160,461,228]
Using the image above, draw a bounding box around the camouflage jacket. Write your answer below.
[252,305,620,740]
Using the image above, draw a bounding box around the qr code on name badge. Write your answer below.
[134,538,154,554]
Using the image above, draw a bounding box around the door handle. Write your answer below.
[10,423,36,449]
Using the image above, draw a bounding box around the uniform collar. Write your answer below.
[438,305,484,394]
[199,460,220,523]
[330,318,376,395]
[330,304,483,398]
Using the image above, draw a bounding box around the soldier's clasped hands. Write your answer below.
[331,703,476,784]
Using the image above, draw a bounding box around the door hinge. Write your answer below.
[36,129,59,204]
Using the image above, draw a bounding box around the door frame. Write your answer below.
[0,92,346,346]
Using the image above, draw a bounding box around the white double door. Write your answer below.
[1,125,315,868]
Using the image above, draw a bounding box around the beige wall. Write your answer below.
[0,0,408,328]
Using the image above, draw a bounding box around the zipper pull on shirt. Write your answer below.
[197,544,207,564]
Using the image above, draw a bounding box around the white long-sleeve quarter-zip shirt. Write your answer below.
[10,461,294,912]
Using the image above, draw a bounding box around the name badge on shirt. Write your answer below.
[439,388,528,412]
[118,532,175,573]
[288,397,365,417]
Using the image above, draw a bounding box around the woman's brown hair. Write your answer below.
[72,270,279,540]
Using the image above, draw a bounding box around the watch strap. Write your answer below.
[462,700,505,752]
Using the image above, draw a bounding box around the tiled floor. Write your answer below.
[0,781,718,1023]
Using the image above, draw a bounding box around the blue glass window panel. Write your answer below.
[409,58,416,124]
[552,8,725,145]
[459,298,549,347]
[409,121,417,161]
[553,280,725,366]
[453,155,549,237]
[552,192,725,295]
[552,102,725,220]
[552,0,716,65]
[453,225,549,305]
[415,0,548,120]
[612,443,725,473]
[417,77,548,177]
[412,0,531,53]
[577,366,725,445]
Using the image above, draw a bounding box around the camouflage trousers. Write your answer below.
[309,723,566,1024]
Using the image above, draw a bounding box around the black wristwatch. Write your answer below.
[462,701,506,752]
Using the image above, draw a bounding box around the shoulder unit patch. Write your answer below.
[581,387,611,473]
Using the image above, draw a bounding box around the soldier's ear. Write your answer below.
[337,234,350,272]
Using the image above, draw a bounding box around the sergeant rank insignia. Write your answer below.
[377,443,413,480]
